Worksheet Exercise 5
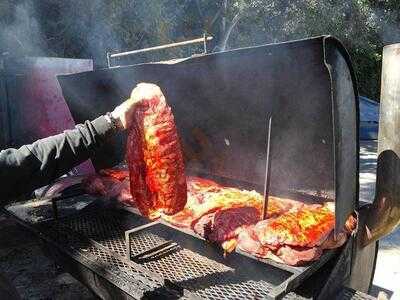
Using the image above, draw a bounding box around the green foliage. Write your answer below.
[1,0,399,99]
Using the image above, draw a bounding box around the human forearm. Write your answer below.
[0,116,115,201]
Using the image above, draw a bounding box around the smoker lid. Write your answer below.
[58,36,359,236]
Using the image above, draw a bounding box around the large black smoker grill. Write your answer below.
[1,36,384,299]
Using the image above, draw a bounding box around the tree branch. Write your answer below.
[220,12,242,51]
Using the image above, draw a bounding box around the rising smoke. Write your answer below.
[0,1,47,57]
[0,0,205,67]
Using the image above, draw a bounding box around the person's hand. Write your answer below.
[111,83,164,130]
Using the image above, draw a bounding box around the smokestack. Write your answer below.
[362,43,400,246]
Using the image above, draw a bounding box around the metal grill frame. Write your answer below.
[29,207,337,299]
[3,203,374,300]
[123,217,338,299]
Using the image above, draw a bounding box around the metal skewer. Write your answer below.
[262,116,272,220]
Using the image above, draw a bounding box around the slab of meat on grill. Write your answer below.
[192,206,260,242]
[99,168,129,181]
[255,203,335,248]
[235,205,357,266]
[161,176,224,228]
[35,175,86,198]
[81,174,134,205]
[163,176,295,229]
[126,84,187,219]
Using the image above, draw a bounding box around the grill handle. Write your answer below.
[107,35,213,68]
[124,221,177,261]
[362,43,400,246]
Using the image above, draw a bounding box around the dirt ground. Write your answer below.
[0,212,96,300]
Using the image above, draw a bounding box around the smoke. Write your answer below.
[0,0,132,66]
[0,1,48,57]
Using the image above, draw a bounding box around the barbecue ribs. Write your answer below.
[126,84,187,219]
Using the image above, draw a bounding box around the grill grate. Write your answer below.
[36,209,334,299]
[37,218,184,299]
[126,229,278,299]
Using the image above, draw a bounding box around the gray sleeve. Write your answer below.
[0,116,116,203]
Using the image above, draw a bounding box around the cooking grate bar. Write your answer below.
[132,241,178,262]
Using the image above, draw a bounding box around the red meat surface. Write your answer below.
[99,168,130,181]
[81,174,134,204]
[192,206,260,242]
[235,206,357,266]
[276,246,323,266]
[254,203,335,248]
[236,225,271,257]
[126,86,187,219]
[37,175,86,198]
[163,177,296,229]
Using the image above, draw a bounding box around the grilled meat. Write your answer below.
[99,168,129,181]
[126,86,187,219]
[81,173,133,204]
[276,246,323,266]
[193,206,260,243]
[255,203,335,248]
[235,207,356,266]
[81,168,356,266]
[36,175,86,198]
[164,176,294,229]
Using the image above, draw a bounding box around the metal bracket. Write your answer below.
[124,221,178,262]
[107,35,213,68]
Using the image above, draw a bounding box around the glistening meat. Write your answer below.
[192,206,260,243]
[255,203,335,248]
[163,177,295,229]
[81,169,355,266]
[99,168,130,181]
[126,84,187,219]
[235,206,357,266]
[168,179,356,266]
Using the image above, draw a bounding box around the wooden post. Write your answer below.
[362,43,400,246]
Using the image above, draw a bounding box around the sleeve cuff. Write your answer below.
[91,115,116,137]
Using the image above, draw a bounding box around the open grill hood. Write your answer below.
[58,35,359,236]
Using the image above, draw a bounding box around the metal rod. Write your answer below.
[131,240,176,261]
[262,116,273,220]
[203,33,208,54]
[110,36,213,59]
[124,221,160,260]
[106,52,111,68]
